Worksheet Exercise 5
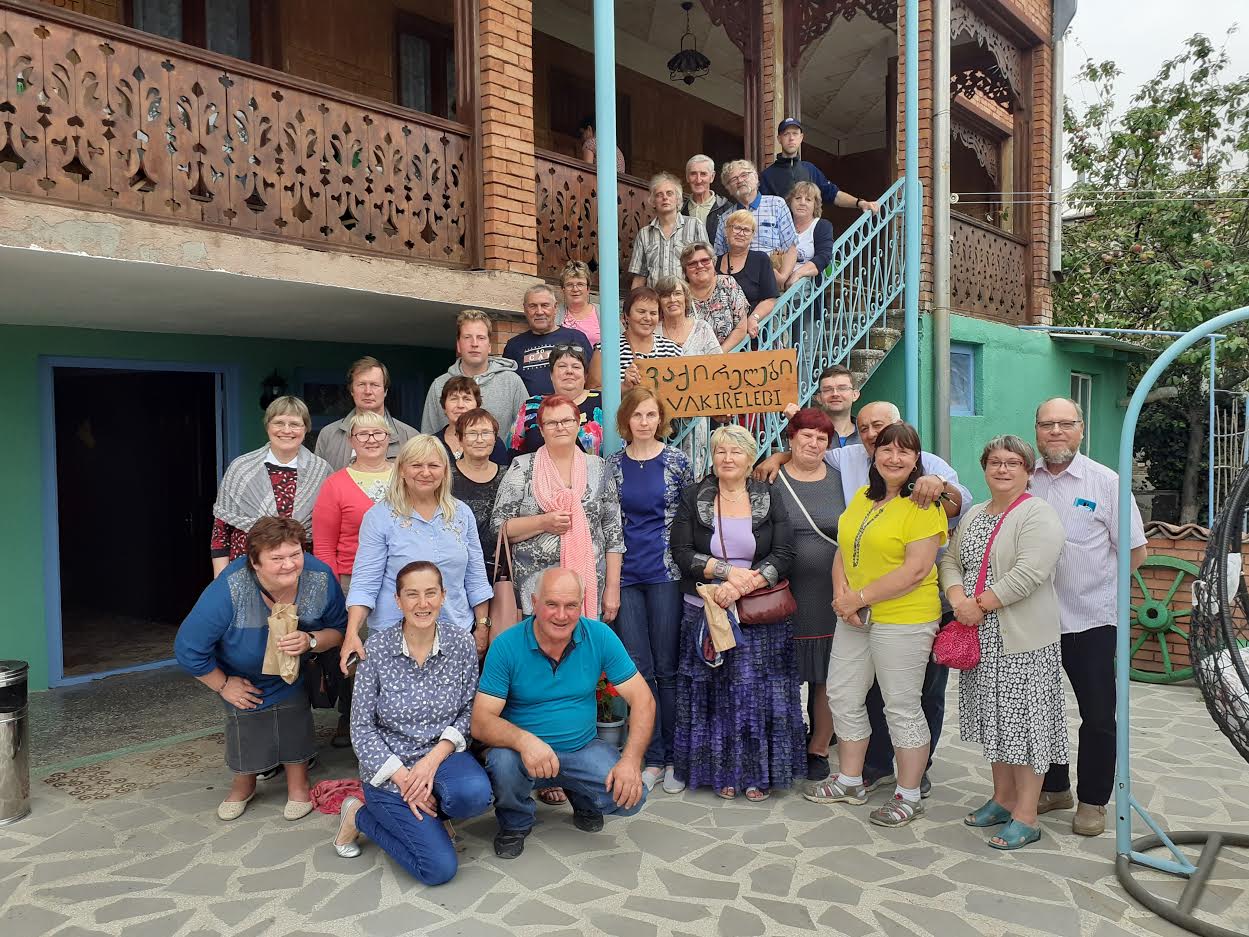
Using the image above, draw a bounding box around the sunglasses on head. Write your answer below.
[549,343,587,363]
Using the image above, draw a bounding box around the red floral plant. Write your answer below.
[596,672,620,722]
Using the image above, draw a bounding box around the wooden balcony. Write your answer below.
[534,148,653,284]
[0,1,475,267]
[951,214,1029,324]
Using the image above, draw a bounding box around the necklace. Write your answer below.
[718,486,748,501]
[627,443,661,469]
[851,501,890,567]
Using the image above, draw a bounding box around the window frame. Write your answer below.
[949,342,978,417]
[124,0,273,66]
[395,11,456,120]
[1070,372,1093,455]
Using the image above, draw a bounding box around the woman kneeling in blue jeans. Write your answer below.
[333,561,492,884]
[605,387,694,794]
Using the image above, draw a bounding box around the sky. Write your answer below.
[1063,0,1248,114]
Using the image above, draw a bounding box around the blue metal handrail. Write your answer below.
[672,177,910,475]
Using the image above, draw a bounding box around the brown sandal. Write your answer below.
[536,787,568,805]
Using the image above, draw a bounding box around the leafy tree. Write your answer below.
[1058,33,1249,523]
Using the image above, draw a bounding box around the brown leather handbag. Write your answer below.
[716,493,797,625]
[488,527,523,645]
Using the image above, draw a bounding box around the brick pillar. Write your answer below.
[897,0,935,312]
[760,0,781,167]
[1029,40,1054,324]
[479,0,538,274]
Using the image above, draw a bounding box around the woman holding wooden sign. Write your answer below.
[588,286,682,391]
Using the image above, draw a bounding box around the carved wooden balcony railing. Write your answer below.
[0,1,474,267]
[951,214,1029,324]
[535,148,653,284]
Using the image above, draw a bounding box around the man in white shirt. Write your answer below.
[755,400,971,795]
[1031,397,1147,836]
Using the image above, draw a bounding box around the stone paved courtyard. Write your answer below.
[2,681,1247,937]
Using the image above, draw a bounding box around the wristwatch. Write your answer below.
[855,197,866,210]
[713,559,732,580]
[475,617,491,632]
[308,633,318,651]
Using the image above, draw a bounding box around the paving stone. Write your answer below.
[882,873,956,898]
[93,895,177,924]
[166,863,234,897]
[502,898,577,926]
[0,905,68,937]
[795,874,863,906]
[691,843,758,877]
[47,927,112,937]
[237,861,306,894]
[116,845,205,881]
[36,880,156,903]
[625,819,718,862]
[795,814,873,848]
[209,897,273,927]
[158,818,217,846]
[1068,879,1131,921]
[741,822,790,845]
[18,824,115,857]
[580,851,641,890]
[488,840,570,890]
[0,873,25,909]
[116,831,171,855]
[240,830,327,869]
[945,857,1067,902]
[763,844,801,858]
[28,855,125,888]
[309,842,379,876]
[309,867,383,920]
[809,846,903,883]
[546,880,622,904]
[286,878,333,915]
[426,920,512,937]
[878,900,984,937]
[872,909,921,937]
[815,906,876,937]
[641,800,710,825]
[417,865,505,915]
[712,807,768,828]
[745,895,814,930]
[472,891,514,914]
[621,895,710,923]
[358,903,443,936]
[873,845,945,871]
[234,918,276,937]
[747,862,793,897]
[717,906,765,937]
[123,909,196,937]
[964,892,1081,936]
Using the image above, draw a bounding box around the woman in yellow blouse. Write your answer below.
[806,423,947,828]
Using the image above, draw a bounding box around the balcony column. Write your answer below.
[479,0,538,274]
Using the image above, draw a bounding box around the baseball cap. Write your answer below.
[778,117,803,134]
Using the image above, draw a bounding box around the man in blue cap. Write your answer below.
[761,118,880,215]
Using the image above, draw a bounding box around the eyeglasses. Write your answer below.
[986,459,1027,470]
[821,384,855,394]
[684,257,713,269]
[729,225,754,234]
[351,430,390,442]
[463,430,495,441]
[541,418,579,430]
[269,420,305,431]
[1036,420,1082,431]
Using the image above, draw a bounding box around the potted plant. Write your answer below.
[595,672,626,748]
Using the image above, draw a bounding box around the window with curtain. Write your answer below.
[130,0,255,64]
[206,0,252,61]
[132,0,183,42]
[397,15,455,120]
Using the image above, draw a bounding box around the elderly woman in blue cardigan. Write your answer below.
[176,516,346,822]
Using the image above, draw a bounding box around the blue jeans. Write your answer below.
[864,658,950,777]
[613,580,682,765]
[485,739,647,832]
[355,751,493,885]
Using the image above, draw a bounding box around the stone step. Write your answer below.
[867,326,901,352]
[850,347,887,374]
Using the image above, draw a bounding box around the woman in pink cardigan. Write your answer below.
[312,409,395,748]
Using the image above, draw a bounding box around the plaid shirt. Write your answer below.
[713,192,797,255]
[628,214,708,286]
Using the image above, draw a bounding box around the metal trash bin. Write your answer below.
[0,661,30,826]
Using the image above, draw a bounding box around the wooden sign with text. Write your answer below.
[639,350,799,417]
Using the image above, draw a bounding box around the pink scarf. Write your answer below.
[532,445,598,618]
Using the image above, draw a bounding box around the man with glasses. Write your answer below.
[503,285,595,396]
[1030,397,1147,837]
[783,365,861,448]
[713,159,798,286]
[315,356,419,471]
[422,309,529,435]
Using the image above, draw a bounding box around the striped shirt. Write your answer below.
[713,193,798,255]
[598,335,683,384]
[628,214,708,286]
[1030,453,1147,634]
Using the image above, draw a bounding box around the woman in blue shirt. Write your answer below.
[341,436,492,671]
[605,386,693,794]
[175,516,347,822]
[333,561,492,884]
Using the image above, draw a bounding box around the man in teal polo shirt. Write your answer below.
[472,568,655,859]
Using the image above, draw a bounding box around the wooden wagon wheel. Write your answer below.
[1130,555,1200,684]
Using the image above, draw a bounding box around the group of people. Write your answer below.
[174,119,1146,884]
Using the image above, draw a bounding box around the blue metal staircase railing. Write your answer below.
[673,177,910,475]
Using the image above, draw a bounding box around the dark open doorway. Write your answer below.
[52,367,221,678]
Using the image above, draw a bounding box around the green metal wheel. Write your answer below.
[1129,555,1200,684]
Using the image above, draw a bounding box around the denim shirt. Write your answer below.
[345,499,493,631]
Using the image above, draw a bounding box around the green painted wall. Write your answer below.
[0,325,446,690]
[862,314,1135,501]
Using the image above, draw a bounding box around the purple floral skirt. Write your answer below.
[674,602,806,791]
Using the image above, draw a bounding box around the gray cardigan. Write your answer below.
[939,497,1066,655]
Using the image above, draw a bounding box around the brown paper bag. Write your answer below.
[262,603,301,684]
[695,584,737,652]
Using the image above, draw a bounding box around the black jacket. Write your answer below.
[760,154,840,205]
[671,476,795,598]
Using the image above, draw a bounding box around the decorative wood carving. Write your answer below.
[951,216,1027,323]
[697,0,755,55]
[0,3,472,266]
[951,62,1015,112]
[784,0,897,65]
[534,149,653,285]
[952,117,998,184]
[951,0,1021,104]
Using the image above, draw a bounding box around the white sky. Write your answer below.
[1064,1,1248,114]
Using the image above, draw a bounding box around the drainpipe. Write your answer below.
[1049,36,1065,276]
[594,0,621,454]
[932,0,951,461]
[903,0,920,425]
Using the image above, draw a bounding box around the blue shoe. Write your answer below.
[988,819,1043,850]
[964,799,1012,828]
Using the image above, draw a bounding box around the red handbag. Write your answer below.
[933,493,1030,670]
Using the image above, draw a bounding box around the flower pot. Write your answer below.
[596,717,626,749]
